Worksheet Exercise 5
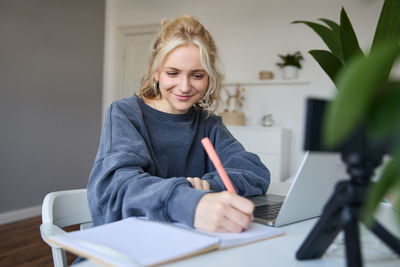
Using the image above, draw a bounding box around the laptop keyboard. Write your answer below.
[254,203,283,220]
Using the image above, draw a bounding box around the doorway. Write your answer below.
[116,24,159,100]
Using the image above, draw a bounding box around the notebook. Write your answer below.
[249,151,348,227]
[47,217,284,267]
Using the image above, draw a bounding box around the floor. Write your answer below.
[0,216,78,266]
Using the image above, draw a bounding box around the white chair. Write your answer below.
[40,189,93,267]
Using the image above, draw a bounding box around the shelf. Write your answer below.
[224,79,310,86]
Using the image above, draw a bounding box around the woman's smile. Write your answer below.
[173,92,194,101]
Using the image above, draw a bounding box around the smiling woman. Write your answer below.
[86,15,271,242]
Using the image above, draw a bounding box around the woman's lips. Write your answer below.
[173,93,193,101]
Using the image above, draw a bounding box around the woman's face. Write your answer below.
[154,45,209,114]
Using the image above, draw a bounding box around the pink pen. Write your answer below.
[201,137,236,193]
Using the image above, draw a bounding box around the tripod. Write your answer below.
[296,152,400,267]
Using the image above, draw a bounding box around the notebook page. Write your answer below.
[50,217,220,266]
[49,236,137,266]
[204,222,285,248]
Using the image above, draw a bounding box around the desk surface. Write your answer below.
[76,203,399,267]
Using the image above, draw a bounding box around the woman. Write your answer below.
[88,15,270,233]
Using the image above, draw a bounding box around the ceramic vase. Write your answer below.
[282,66,299,80]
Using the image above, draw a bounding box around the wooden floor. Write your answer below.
[0,216,78,266]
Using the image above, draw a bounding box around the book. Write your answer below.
[47,217,285,266]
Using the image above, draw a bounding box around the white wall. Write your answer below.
[103,0,383,179]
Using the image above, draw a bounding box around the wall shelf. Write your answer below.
[224,79,310,86]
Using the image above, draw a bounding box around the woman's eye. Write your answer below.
[193,73,205,79]
[166,72,178,76]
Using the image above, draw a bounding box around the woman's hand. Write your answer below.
[186,177,210,191]
[194,191,254,233]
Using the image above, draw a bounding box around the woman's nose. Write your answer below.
[179,76,191,92]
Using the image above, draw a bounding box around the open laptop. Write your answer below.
[249,151,348,227]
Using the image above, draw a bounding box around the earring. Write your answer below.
[153,81,159,94]
[199,94,209,108]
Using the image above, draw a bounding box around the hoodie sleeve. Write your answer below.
[87,103,207,227]
[201,117,270,196]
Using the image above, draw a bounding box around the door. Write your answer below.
[117,24,159,100]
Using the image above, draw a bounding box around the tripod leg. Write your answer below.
[296,192,343,260]
[343,206,363,267]
[368,219,400,256]
[296,212,342,259]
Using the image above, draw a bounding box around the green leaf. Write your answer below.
[293,20,344,62]
[362,157,400,225]
[371,0,400,52]
[309,50,343,86]
[323,42,400,147]
[318,18,340,35]
[340,8,364,62]
[368,82,400,138]
[395,182,400,224]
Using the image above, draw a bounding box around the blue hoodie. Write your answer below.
[87,95,270,227]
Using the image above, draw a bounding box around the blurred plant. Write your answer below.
[276,51,304,69]
[294,0,400,223]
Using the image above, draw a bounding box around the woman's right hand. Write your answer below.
[193,191,254,233]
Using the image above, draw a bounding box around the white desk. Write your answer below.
[75,204,399,267]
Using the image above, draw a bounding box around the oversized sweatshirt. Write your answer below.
[87,95,270,227]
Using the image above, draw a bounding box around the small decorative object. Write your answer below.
[220,84,246,125]
[261,114,274,127]
[221,112,245,125]
[276,51,304,79]
[259,71,274,80]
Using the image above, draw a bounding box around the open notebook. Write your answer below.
[47,217,284,266]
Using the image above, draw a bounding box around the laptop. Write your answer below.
[249,151,348,227]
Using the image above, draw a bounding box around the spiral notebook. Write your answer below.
[47,217,284,266]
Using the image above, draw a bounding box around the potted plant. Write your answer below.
[276,51,304,79]
[294,0,400,224]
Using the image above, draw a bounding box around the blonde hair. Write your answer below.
[139,15,223,114]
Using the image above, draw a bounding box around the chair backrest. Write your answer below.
[42,189,92,228]
[41,189,92,267]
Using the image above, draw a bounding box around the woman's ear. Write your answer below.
[154,70,160,82]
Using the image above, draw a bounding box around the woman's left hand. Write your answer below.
[186,177,210,191]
